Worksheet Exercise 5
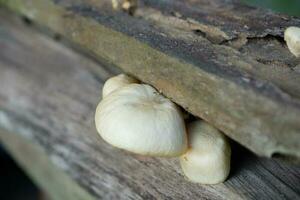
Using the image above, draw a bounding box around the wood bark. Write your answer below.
[1,0,300,159]
[0,10,299,199]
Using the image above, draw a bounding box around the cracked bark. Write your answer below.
[0,12,300,199]
[1,0,300,160]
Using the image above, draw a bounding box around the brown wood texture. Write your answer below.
[1,0,300,160]
[0,10,300,200]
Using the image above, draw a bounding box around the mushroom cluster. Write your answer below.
[95,74,231,184]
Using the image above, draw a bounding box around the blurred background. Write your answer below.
[242,0,300,16]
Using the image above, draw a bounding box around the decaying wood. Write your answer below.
[1,0,300,160]
[0,10,300,199]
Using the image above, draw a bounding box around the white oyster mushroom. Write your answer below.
[102,74,139,98]
[284,26,300,57]
[95,84,187,156]
[180,120,231,184]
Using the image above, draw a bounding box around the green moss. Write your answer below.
[242,0,300,16]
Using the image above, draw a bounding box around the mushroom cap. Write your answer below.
[284,26,300,57]
[180,120,231,184]
[102,74,139,98]
[95,84,187,156]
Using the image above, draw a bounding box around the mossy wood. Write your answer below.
[0,11,299,199]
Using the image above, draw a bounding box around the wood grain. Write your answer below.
[1,0,300,160]
[0,10,299,199]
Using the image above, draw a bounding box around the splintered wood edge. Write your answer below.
[1,0,300,160]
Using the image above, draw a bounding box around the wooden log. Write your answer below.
[1,0,300,160]
[0,10,300,199]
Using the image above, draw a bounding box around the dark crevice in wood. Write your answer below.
[192,29,223,44]
[192,29,206,38]
[256,58,295,69]
[53,33,62,41]
[247,34,285,45]
[220,34,285,49]
[21,15,32,26]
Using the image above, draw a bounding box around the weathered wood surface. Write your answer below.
[1,0,300,160]
[1,10,300,200]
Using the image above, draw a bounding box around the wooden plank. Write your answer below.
[0,10,300,199]
[1,0,300,160]
[0,130,95,200]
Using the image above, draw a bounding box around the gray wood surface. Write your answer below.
[1,0,300,160]
[0,10,300,200]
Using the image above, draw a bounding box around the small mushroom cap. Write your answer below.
[95,84,187,156]
[180,120,231,184]
[284,26,300,57]
[102,74,139,98]
[111,0,119,10]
